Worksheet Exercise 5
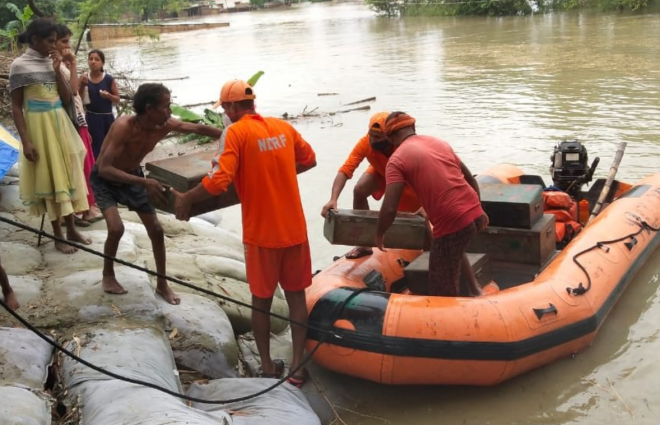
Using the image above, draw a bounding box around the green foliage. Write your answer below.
[0,2,34,51]
[365,0,656,15]
[172,70,265,145]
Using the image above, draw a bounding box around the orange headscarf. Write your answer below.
[368,111,389,136]
[385,112,416,136]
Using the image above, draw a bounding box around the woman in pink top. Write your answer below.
[375,112,488,297]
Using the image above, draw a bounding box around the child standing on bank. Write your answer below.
[80,49,119,160]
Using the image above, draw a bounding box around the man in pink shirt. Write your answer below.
[375,112,488,297]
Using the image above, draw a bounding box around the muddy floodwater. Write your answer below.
[92,3,660,424]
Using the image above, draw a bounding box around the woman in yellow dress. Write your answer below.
[9,18,91,254]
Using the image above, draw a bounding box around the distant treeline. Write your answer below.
[365,0,658,17]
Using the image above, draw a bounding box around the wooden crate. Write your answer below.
[401,252,492,295]
[323,209,431,250]
[467,214,556,265]
[479,183,544,229]
[144,151,240,216]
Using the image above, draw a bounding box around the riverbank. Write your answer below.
[0,133,334,423]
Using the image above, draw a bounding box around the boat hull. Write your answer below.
[305,172,660,385]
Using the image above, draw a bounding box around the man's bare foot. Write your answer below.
[156,284,181,305]
[67,228,92,245]
[55,240,77,254]
[2,290,20,310]
[103,276,128,295]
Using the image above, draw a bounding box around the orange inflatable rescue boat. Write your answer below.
[305,142,660,385]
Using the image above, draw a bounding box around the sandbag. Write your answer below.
[0,241,42,276]
[141,251,207,289]
[195,210,224,227]
[188,378,321,425]
[180,241,244,263]
[195,255,247,282]
[189,222,243,252]
[70,380,230,425]
[160,293,238,379]
[0,276,42,322]
[0,328,54,389]
[0,386,52,425]
[41,230,138,277]
[238,328,293,377]
[38,266,161,327]
[61,325,180,393]
[122,221,176,250]
[202,276,289,335]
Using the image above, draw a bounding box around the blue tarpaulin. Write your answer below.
[0,123,20,180]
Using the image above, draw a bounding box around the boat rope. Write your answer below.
[567,215,660,296]
[0,214,373,403]
[0,215,338,338]
[0,286,369,404]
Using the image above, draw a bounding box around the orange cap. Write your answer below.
[368,111,389,135]
[213,80,256,109]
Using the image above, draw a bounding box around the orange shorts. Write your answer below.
[244,240,312,299]
[365,166,421,213]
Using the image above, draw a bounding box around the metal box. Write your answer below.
[401,252,492,295]
[467,214,556,265]
[323,209,431,250]
[144,151,240,216]
[479,183,544,229]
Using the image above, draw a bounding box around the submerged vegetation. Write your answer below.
[366,0,658,17]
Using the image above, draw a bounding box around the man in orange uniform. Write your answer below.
[321,112,420,259]
[172,80,316,388]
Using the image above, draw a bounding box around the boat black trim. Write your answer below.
[307,232,660,361]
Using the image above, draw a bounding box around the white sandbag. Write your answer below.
[175,235,244,262]
[159,293,238,379]
[42,230,138,277]
[0,328,54,389]
[188,378,321,425]
[140,251,207,289]
[0,184,26,215]
[1,275,42,313]
[189,222,243,252]
[61,325,180,393]
[238,328,293,377]
[122,221,176,250]
[0,386,52,425]
[195,255,247,282]
[156,212,193,236]
[6,162,19,178]
[42,266,160,327]
[0,241,42,276]
[0,212,18,239]
[195,210,224,227]
[71,380,230,425]
[203,277,289,335]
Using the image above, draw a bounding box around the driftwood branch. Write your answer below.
[28,0,46,17]
[75,13,93,55]
[344,96,376,106]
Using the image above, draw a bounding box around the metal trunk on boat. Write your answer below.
[479,183,544,229]
[468,214,556,265]
[323,209,432,250]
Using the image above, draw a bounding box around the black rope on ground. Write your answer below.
[0,288,370,404]
[0,215,338,339]
[567,216,660,296]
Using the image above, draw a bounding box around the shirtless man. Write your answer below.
[92,83,222,305]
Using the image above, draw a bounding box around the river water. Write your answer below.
[91,3,660,424]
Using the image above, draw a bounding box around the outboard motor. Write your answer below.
[550,140,599,198]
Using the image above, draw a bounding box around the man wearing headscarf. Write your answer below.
[321,112,421,259]
[375,112,488,297]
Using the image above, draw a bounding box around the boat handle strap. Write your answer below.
[533,303,558,320]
